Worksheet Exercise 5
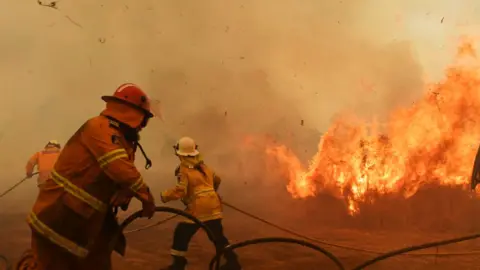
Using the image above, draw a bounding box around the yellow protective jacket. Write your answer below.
[27,111,154,260]
[26,146,61,186]
[161,158,222,222]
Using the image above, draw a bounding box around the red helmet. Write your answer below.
[101,83,154,118]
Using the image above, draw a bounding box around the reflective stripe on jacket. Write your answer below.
[161,160,223,222]
[27,115,154,258]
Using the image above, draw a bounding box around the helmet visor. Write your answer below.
[150,98,164,121]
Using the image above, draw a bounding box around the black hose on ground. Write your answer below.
[117,202,480,269]
[124,214,178,234]
[7,204,480,269]
[120,201,480,256]
[351,232,480,270]
[208,237,345,270]
[112,206,219,268]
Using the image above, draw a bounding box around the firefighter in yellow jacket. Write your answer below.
[26,140,61,188]
[160,136,242,270]
[27,83,156,270]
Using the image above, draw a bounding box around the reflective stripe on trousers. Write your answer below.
[28,212,89,258]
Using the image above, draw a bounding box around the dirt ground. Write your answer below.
[2,186,480,270]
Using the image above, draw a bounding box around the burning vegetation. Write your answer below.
[249,39,480,215]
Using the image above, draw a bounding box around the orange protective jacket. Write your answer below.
[26,146,61,186]
[160,157,223,222]
[27,109,154,259]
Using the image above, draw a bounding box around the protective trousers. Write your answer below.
[30,231,112,270]
[168,218,241,270]
[29,211,119,270]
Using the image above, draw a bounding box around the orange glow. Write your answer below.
[254,40,480,214]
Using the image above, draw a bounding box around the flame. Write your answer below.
[258,40,480,215]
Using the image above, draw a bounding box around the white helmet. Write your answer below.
[46,140,61,148]
[174,137,199,156]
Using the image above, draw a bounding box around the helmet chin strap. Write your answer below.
[102,114,152,170]
[136,115,153,169]
[140,115,151,128]
[136,142,152,170]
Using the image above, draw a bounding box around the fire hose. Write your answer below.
[121,201,480,269]
[350,232,480,269]
[4,203,480,270]
[3,177,480,269]
[113,206,220,269]
[208,237,345,270]
[125,201,480,256]
[0,173,38,199]
[117,206,346,270]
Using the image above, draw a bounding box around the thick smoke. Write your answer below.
[0,0,479,222]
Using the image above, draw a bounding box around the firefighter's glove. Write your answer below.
[140,190,156,218]
[110,189,133,208]
[141,200,155,219]
[26,172,34,178]
[160,192,167,203]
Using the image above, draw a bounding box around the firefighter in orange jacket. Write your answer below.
[27,83,156,270]
[26,140,61,188]
[160,137,242,270]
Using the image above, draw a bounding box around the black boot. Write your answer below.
[160,255,187,270]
